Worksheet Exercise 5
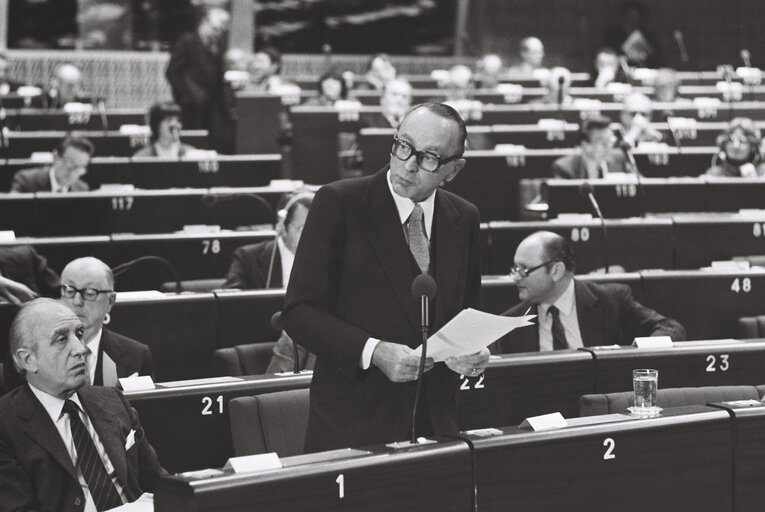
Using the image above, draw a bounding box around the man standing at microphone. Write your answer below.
[283,103,487,453]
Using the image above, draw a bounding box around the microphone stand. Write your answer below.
[411,291,429,445]
[112,255,182,294]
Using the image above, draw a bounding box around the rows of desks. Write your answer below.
[128,338,765,477]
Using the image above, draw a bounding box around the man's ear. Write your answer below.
[550,261,567,281]
[15,347,36,374]
[442,158,466,184]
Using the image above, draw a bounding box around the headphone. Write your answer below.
[714,121,761,166]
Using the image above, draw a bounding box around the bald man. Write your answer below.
[509,37,546,74]
[494,231,686,353]
[3,257,154,393]
[47,63,86,108]
[0,298,164,511]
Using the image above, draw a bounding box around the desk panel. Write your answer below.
[457,351,595,430]
[109,293,218,381]
[155,441,473,512]
[234,93,283,155]
[9,108,145,131]
[0,193,37,235]
[9,235,111,274]
[214,290,284,348]
[127,374,312,473]
[640,269,765,339]
[671,213,765,269]
[585,340,765,393]
[463,406,732,512]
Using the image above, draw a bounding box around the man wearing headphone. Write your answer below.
[552,116,631,179]
[703,118,765,178]
[223,190,316,372]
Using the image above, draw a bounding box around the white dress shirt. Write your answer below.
[28,384,127,512]
[537,279,584,351]
[276,236,295,288]
[359,170,436,369]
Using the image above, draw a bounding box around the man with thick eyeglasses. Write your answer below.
[493,231,685,353]
[10,135,93,193]
[284,103,486,452]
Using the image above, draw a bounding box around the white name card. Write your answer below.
[224,453,283,474]
[520,412,568,431]
[632,336,673,349]
[0,231,15,242]
[119,375,156,392]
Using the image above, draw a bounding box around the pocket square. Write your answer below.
[125,429,136,450]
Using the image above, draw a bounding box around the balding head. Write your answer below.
[520,37,545,68]
[512,231,574,304]
[60,257,115,344]
[62,257,114,289]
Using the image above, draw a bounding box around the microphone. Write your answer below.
[579,182,610,273]
[556,75,565,109]
[410,273,436,445]
[618,139,640,175]
[112,255,182,294]
[96,98,109,134]
[665,115,683,153]
[673,30,689,65]
[322,43,333,73]
[271,311,301,374]
[741,49,752,68]
[618,56,633,85]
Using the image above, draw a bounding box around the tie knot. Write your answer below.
[547,305,559,317]
[410,204,424,222]
[63,399,80,417]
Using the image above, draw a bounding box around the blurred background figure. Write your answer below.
[134,102,196,158]
[0,245,59,302]
[357,53,397,91]
[509,36,545,74]
[305,71,347,106]
[46,62,86,107]
[476,53,504,88]
[223,190,316,374]
[704,118,765,178]
[165,6,230,151]
[552,116,630,179]
[363,78,413,129]
[11,135,93,193]
[603,1,660,68]
[592,48,622,89]
[653,68,682,102]
[620,92,662,145]
[248,46,287,93]
[0,51,23,95]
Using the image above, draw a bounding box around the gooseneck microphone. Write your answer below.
[112,255,182,294]
[96,98,109,134]
[741,49,752,68]
[410,273,436,444]
[556,75,565,109]
[270,311,300,374]
[578,182,610,273]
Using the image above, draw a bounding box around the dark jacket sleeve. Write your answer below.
[31,247,60,298]
[616,284,687,341]
[223,246,255,289]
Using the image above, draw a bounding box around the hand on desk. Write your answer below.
[446,347,490,377]
[372,341,434,383]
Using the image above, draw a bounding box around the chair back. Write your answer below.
[214,341,277,376]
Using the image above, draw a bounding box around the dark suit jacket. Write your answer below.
[223,239,282,290]
[10,166,89,193]
[3,329,154,393]
[283,168,482,452]
[165,32,224,110]
[0,384,165,512]
[494,280,687,353]
[551,150,630,179]
[95,329,155,386]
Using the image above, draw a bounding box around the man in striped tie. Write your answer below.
[0,298,165,511]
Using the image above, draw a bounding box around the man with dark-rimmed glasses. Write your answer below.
[494,230,685,353]
[284,103,487,452]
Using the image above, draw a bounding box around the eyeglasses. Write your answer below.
[391,136,461,173]
[60,284,113,302]
[509,260,557,279]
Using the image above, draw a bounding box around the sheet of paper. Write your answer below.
[412,308,535,361]
[159,376,243,388]
[106,493,153,511]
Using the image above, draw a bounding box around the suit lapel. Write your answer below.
[18,386,79,483]
[432,191,465,329]
[258,241,282,289]
[101,329,126,377]
[364,169,420,334]
[78,388,130,490]
[575,281,604,347]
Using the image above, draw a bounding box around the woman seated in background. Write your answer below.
[304,71,347,106]
[133,102,196,158]
[704,118,765,178]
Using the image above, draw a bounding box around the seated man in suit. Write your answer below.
[0,298,165,511]
[46,62,88,108]
[224,190,316,373]
[0,51,23,95]
[552,116,631,179]
[0,244,60,300]
[11,135,93,193]
[494,231,686,353]
[361,78,413,130]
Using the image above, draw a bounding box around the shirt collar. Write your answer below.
[276,236,295,287]
[541,278,576,317]
[28,383,84,423]
[49,167,67,193]
[386,169,436,238]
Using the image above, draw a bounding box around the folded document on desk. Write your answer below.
[413,308,535,361]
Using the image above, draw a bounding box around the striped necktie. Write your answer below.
[407,204,430,274]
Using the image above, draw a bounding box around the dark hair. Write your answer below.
[717,117,762,163]
[317,71,348,100]
[538,231,576,272]
[257,46,282,74]
[148,102,182,141]
[399,103,468,158]
[578,115,613,144]
[57,134,94,156]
